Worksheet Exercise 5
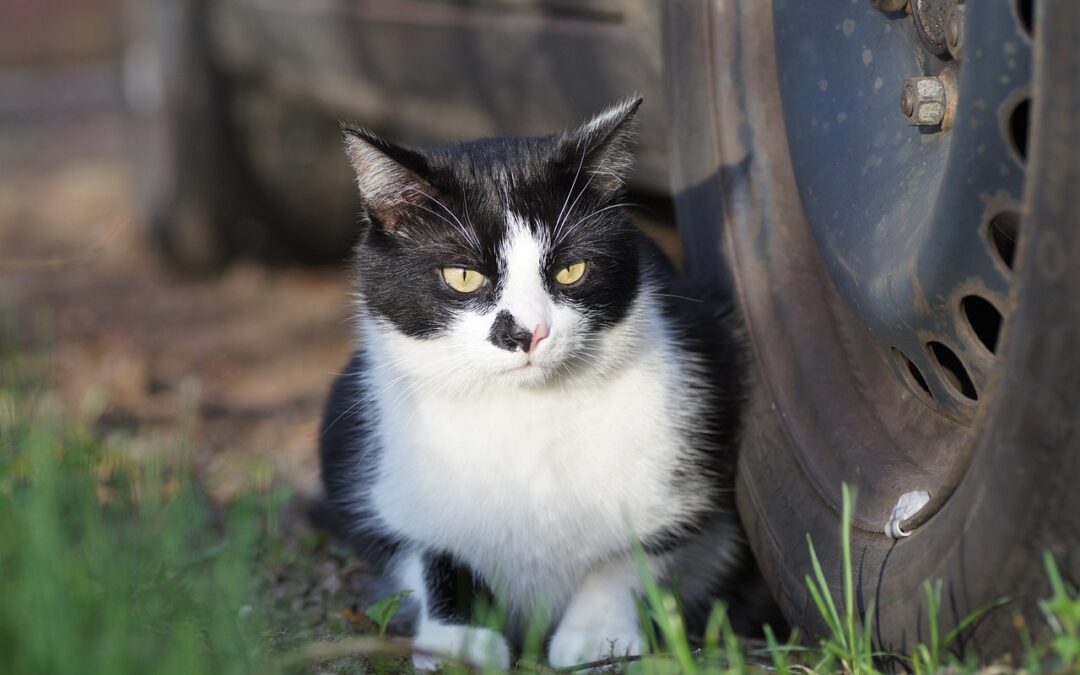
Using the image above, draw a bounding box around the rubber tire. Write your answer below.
[665,0,1080,658]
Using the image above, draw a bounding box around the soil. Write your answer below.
[1,107,353,503]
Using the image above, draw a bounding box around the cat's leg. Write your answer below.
[399,549,512,671]
[548,556,647,668]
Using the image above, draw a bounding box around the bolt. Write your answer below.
[901,86,916,117]
[901,76,948,127]
[871,0,909,11]
[946,4,965,59]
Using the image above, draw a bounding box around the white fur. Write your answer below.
[548,557,647,667]
[352,213,717,657]
[498,215,553,340]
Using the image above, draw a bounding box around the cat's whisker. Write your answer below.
[556,202,638,247]
[400,187,482,253]
[374,351,468,402]
[320,395,367,437]
[553,171,598,244]
[653,293,705,304]
[460,182,477,243]
[555,145,589,235]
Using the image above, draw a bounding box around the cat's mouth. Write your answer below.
[499,356,553,382]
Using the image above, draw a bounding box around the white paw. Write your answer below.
[411,623,512,671]
[547,620,642,669]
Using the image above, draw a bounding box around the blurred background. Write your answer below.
[0,0,677,502]
[5,4,1080,672]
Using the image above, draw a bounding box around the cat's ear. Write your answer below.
[341,125,432,230]
[562,96,643,196]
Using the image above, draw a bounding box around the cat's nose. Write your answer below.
[488,310,536,353]
[529,324,549,353]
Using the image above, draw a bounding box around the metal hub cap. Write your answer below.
[774,0,1031,423]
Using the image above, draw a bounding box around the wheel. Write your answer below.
[666,0,1080,657]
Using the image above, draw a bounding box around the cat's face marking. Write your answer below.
[344,98,646,388]
[464,213,589,379]
[490,215,555,354]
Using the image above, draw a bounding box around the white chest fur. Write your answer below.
[366,347,697,612]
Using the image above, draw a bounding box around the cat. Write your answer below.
[318,97,779,670]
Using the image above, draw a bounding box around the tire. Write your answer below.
[665,0,1080,658]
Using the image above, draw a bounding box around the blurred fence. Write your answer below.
[0,0,122,66]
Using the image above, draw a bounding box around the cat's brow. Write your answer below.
[554,202,635,248]
[399,187,482,253]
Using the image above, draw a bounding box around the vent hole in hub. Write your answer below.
[894,349,933,399]
[1009,98,1031,162]
[928,341,978,401]
[989,211,1020,270]
[961,296,1003,354]
[1017,0,1034,35]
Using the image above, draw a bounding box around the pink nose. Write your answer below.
[530,324,550,353]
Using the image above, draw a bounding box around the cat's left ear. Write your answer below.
[561,96,643,196]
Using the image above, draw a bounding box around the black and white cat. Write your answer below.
[319,98,774,669]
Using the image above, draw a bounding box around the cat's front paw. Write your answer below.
[547,620,642,669]
[411,623,512,671]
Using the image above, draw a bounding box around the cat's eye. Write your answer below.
[554,261,587,286]
[442,267,486,293]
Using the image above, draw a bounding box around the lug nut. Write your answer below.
[946,4,965,59]
[871,0,909,11]
[911,0,951,55]
[901,77,948,127]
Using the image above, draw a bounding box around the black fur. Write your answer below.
[488,310,533,353]
[342,100,642,340]
[423,552,495,625]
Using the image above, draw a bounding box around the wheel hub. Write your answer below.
[773,0,1032,421]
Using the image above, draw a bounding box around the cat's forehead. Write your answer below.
[430,137,562,192]
[421,137,599,235]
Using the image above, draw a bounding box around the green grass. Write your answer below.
[0,351,282,674]
[1041,552,1080,672]
[2,332,1078,674]
[388,483,1075,675]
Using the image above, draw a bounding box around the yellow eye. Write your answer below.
[441,267,485,293]
[554,261,587,286]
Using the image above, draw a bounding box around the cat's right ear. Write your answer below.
[560,97,643,199]
[341,125,431,230]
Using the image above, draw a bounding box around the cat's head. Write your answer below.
[343,97,654,388]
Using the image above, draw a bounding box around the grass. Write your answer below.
[0,347,284,674]
[2,333,1078,674]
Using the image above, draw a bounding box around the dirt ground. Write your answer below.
[1,106,353,502]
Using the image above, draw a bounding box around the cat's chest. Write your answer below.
[367,363,686,577]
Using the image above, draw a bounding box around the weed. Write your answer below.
[365,591,413,638]
[804,484,877,674]
[1040,552,1080,671]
